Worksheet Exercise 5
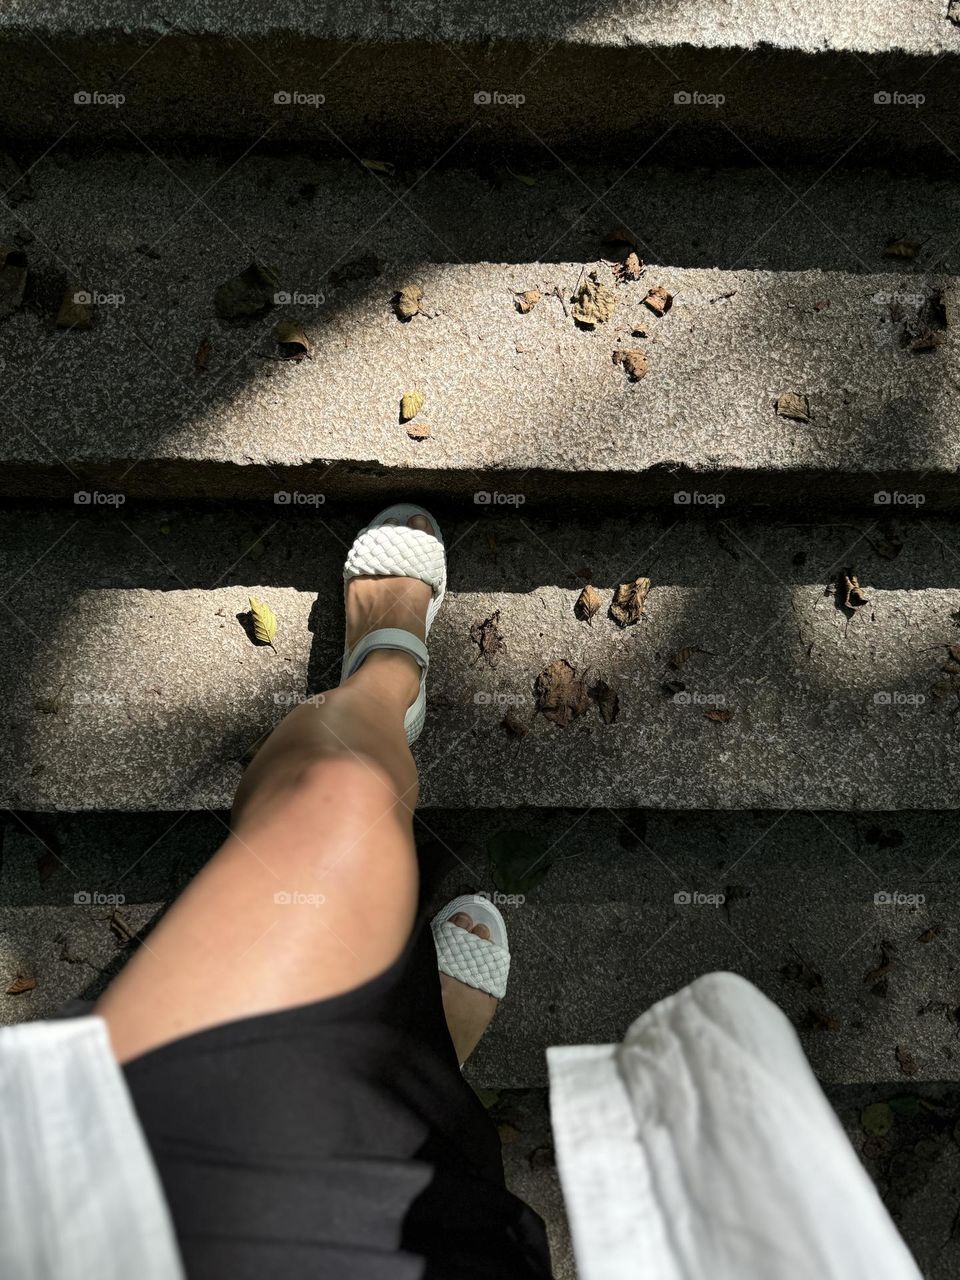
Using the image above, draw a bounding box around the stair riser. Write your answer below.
[3,35,958,167]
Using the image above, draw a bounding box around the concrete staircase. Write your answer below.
[3,5,960,1273]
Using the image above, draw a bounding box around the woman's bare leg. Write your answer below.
[96,518,442,1064]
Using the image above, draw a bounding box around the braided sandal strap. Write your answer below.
[432,921,511,1000]
[344,524,446,597]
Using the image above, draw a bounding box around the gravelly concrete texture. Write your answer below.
[2,154,960,507]
[0,1,957,163]
[1,506,959,811]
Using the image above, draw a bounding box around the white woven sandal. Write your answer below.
[341,503,446,745]
[431,894,511,1003]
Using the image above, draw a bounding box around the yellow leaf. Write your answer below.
[248,596,278,647]
[400,389,424,421]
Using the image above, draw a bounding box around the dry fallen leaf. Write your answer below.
[917,924,942,944]
[214,261,278,322]
[705,708,734,723]
[470,610,504,666]
[273,321,313,360]
[55,288,94,331]
[776,391,810,423]
[668,645,712,671]
[393,283,423,321]
[501,710,528,739]
[590,677,620,724]
[400,389,424,422]
[896,1043,918,1076]
[0,246,28,319]
[615,252,644,283]
[612,348,648,381]
[535,659,590,727]
[571,272,617,327]
[574,584,602,624]
[909,330,942,353]
[802,1006,840,1033]
[883,238,921,259]
[841,572,869,611]
[406,421,432,441]
[194,337,211,374]
[609,578,650,627]
[643,285,673,316]
[5,974,36,995]
[248,596,278,648]
[515,289,541,314]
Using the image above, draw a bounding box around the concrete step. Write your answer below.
[2,2,958,166]
[4,807,960,1086]
[3,152,960,509]
[3,505,960,811]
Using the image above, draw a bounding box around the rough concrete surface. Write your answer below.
[2,507,960,811]
[2,153,960,506]
[0,0,956,163]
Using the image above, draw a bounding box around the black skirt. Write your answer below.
[122,914,553,1280]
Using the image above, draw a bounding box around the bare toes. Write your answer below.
[408,514,431,532]
[449,912,474,931]
[470,923,492,941]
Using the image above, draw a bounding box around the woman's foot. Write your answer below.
[439,910,499,1064]
[344,514,435,710]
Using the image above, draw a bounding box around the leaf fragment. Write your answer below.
[883,238,921,259]
[406,420,432,441]
[194,337,211,374]
[55,287,94,331]
[534,659,590,727]
[571,272,617,327]
[574,584,602,624]
[668,645,712,671]
[643,285,673,316]
[0,246,28,319]
[609,577,650,627]
[896,1043,918,1076]
[393,284,423,321]
[862,1101,894,1137]
[590,677,620,724]
[470,610,504,666]
[214,261,278,322]
[840,572,869,611]
[612,348,648,381]
[5,973,36,995]
[273,321,313,359]
[705,707,734,723]
[514,289,541,314]
[361,158,395,174]
[400,389,424,422]
[247,596,278,648]
[614,252,644,283]
[501,710,528,739]
[776,391,810,423]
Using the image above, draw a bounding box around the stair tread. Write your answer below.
[2,155,960,504]
[2,507,960,811]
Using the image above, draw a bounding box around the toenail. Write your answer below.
[471,923,492,941]
[408,515,431,532]
[450,912,474,930]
